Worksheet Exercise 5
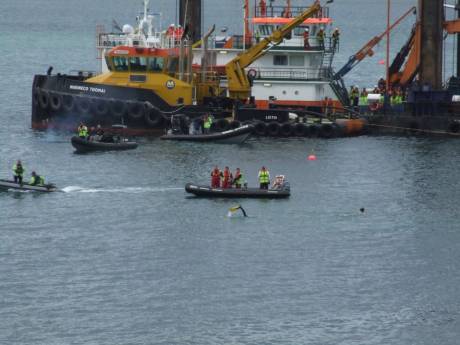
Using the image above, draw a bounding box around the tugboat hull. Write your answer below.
[32,74,231,135]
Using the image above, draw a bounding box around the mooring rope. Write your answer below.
[365,123,460,136]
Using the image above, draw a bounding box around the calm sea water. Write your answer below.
[1,1,460,344]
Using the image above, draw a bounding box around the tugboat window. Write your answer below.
[294,27,306,36]
[129,57,147,72]
[167,57,178,74]
[289,55,304,66]
[148,57,165,72]
[260,25,273,36]
[113,57,129,72]
[105,56,113,71]
[273,55,288,66]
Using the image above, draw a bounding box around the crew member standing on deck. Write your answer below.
[259,0,266,17]
[258,166,270,190]
[332,28,340,52]
[303,28,310,49]
[316,27,325,50]
[12,160,24,184]
[211,166,223,188]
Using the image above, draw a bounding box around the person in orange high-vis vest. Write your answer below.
[222,166,233,189]
[211,166,222,188]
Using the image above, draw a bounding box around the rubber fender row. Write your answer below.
[33,88,167,128]
[251,121,340,138]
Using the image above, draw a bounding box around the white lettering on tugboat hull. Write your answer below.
[69,85,106,94]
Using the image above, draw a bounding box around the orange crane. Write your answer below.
[333,6,416,81]
[389,4,460,87]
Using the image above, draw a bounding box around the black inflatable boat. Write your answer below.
[185,183,290,198]
[71,136,138,153]
[161,125,254,144]
[0,179,58,193]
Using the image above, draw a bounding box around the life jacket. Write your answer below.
[259,170,269,183]
[332,31,340,42]
[316,30,325,42]
[234,172,243,184]
[78,126,88,137]
[30,175,43,186]
[203,117,212,129]
[359,95,368,106]
[13,164,24,176]
[223,170,231,180]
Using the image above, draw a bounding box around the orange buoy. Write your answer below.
[307,154,317,161]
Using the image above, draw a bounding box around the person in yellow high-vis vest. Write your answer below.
[258,166,270,189]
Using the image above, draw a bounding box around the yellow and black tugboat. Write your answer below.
[32,42,230,134]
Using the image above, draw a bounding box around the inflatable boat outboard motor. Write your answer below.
[168,114,189,135]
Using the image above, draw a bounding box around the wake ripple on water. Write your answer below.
[61,186,183,194]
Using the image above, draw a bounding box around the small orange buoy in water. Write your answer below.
[378,59,385,65]
[308,154,317,161]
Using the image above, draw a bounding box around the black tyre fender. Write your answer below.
[144,104,164,127]
[293,123,307,137]
[92,98,109,117]
[49,92,62,111]
[127,101,145,120]
[448,121,460,134]
[33,87,40,106]
[319,123,336,138]
[110,99,126,117]
[62,94,75,112]
[76,96,91,114]
[254,121,267,136]
[309,124,320,137]
[280,122,293,137]
[38,89,50,109]
[267,121,281,136]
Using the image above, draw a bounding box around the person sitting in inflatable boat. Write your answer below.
[271,175,286,190]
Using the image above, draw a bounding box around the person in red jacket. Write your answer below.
[259,0,266,16]
[211,166,222,188]
[222,166,233,189]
